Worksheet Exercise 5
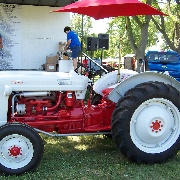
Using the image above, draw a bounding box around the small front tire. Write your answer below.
[0,123,44,175]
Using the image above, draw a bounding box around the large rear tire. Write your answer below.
[0,123,44,175]
[112,81,180,164]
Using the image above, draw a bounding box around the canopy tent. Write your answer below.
[53,0,166,19]
[0,0,75,7]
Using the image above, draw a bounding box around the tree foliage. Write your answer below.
[151,0,180,53]
[70,0,180,63]
[70,14,111,59]
[107,0,158,64]
[70,14,92,50]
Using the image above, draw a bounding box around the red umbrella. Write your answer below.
[53,0,166,20]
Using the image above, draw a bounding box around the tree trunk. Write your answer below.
[127,15,150,72]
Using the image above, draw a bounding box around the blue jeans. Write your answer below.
[71,46,81,58]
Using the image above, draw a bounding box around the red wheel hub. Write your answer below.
[8,145,22,157]
[150,120,163,133]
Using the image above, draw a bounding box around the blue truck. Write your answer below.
[146,50,180,81]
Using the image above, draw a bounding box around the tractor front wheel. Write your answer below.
[112,81,180,164]
[0,123,44,175]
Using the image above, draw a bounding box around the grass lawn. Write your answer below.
[0,135,179,180]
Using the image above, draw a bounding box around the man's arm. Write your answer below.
[64,39,71,50]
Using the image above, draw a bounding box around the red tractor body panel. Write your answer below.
[8,91,115,134]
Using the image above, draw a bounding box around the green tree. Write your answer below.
[107,0,160,71]
[151,0,180,53]
[107,0,180,70]
[70,0,180,67]
[70,14,97,56]
[70,14,109,59]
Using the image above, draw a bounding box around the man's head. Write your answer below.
[64,26,71,33]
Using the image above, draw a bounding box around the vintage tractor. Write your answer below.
[0,68,179,175]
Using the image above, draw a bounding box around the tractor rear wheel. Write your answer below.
[112,81,180,164]
[0,123,44,175]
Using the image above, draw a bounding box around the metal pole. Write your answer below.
[118,37,122,82]
[80,14,84,73]
[81,14,84,52]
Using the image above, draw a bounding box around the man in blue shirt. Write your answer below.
[64,26,81,71]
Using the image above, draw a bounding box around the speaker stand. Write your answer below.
[89,51,93,71]
[100,48,104,77]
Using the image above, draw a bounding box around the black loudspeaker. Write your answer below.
[98,34,109,50]
[86,37,98,51]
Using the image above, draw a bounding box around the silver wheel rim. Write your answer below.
[130,98,180,153]
[0,134,34,169]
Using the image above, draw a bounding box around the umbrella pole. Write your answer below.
[80,14,84,74]
[81,15,84,52]
[118,17,127,82]
[118,37,122,82]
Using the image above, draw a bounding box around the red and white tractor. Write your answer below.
[0,68,179,175]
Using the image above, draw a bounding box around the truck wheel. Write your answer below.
[112,81,180,164]
[0,123,44,175]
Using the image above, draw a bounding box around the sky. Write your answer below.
[90,18,109,34]
[70,13,109,34]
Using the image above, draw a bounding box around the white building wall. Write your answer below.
[0,4,70,69]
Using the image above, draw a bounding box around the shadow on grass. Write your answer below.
[1,135,179,180]
[38,135,128,179]
[41,135,123,167]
